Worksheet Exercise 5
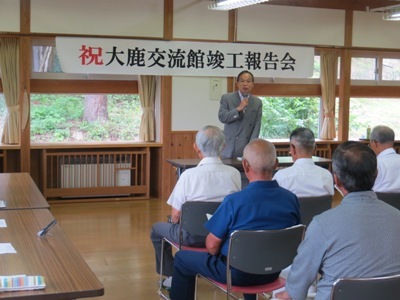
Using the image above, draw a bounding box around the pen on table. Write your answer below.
[37,219,57,237]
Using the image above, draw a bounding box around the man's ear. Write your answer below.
[274,158,279,170]
[333,173,343,188]
[242,158,250,173]
[193,143,200,155]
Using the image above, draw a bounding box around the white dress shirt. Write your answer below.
[167,157,241,211]
[273,158,334,197]
[373,148,400,192]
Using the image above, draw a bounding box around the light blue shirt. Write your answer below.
[286,191,400,300]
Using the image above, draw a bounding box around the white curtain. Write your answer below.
[138,75,156,142]
[320,50,338,140]
[0,38,19,144]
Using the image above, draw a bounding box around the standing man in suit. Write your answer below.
[218,70,262,159]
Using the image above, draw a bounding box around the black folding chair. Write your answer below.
[159,201,221,299]
[375,192,400,210]
[195,224,306,300]
[330,274,400,300]
[298,195,332,227]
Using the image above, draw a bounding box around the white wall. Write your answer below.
[353,11,400,49]
[31,0,164,37]
[0,0,20,32]
[172,77,227,131]
[173,0,229,40]
[237,5,346,46]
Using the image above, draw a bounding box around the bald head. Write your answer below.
[243,139,277,175]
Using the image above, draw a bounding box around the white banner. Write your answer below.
[56,37,314,78]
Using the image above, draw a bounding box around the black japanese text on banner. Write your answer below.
[56,37,314,78]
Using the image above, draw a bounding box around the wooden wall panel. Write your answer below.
[170,131,197,159]
[165,131,196,197]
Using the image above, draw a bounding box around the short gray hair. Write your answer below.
[290,127,316,154]
[195,125,225,157]
[370,125,395,144]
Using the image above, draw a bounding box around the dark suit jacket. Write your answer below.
[218,91,262,158]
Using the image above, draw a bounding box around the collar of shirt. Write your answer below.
[197,156,223,167]
[341,190,377,204]
[377,147,397,158]
[245,180,280,189]
[238,91,249,100]
[293,158,315,165]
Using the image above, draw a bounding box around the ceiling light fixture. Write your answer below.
[383,7,400,20]
[208,0,269,11]
[368,4,400,21]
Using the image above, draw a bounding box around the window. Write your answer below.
[349,98,400,140]
[30,39,143,143]
[351,53,400,82]
[382,58,400,81]
[30,94,141,142]
[259,97,320,139]
[311,56,321,79]
[0,94,5,136]
[351,57,376,80]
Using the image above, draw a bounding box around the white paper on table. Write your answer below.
[0,201,5,208]
[0,243,16,254]
[0,220,6,228]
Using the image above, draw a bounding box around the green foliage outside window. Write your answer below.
[259,97,320,139]
[30,94,142,142]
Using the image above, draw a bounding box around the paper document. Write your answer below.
[0,201,5,208]
[0,275,46,292]
[0,243,16,254]
[0,220,6,228]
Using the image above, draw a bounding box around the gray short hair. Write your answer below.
[290,127,316,154]
[370,125,395,144]
[195,125,225,157]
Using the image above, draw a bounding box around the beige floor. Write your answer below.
[49,193,343,300]
[50,198,235,300]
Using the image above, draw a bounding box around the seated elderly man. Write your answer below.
[369,125,400,192]
[150,125,241,289]
[273,127,334,197]
[276,141,400,300]
[169,139,301,300]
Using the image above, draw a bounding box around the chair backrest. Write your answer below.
[227,224,306,275]
[375,192,400,210]
[180,201,222,237]
[298,195,333,227]
[330,274,400,300]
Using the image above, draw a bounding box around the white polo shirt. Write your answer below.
[373,148,400,192]
[167,157,241,211]
[273,158,334,197]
